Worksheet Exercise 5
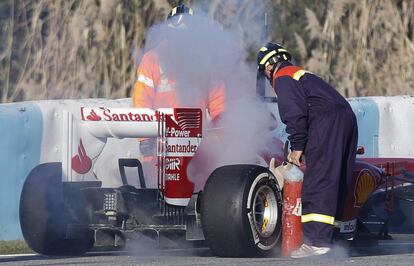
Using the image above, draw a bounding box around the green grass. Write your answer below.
[0,240,34,255]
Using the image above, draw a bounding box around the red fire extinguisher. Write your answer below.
[275,141,304,257]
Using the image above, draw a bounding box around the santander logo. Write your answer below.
[81,107,173,122]
[86,109,101,121]
[71,139,92,174]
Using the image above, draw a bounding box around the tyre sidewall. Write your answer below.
[20,163,93,255]
[244,169,282,252]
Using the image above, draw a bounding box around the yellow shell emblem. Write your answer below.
[354,170,376,207]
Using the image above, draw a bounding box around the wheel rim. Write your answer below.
[252,185,278,238]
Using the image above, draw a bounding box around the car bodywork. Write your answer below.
[19,105,414,256]
[338,157,414,237]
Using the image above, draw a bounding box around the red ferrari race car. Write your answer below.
[19,106,414,257]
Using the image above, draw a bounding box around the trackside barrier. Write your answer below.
[0,95,413,240]
[0,103,43,240]
[0,99,140,240]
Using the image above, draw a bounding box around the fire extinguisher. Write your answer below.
[271,141,304,257]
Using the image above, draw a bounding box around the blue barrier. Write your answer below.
[349,98,380,157]
[0,97,390,241]
[0,103,42,240]
[270,98,380,158]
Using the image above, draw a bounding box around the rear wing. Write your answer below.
[62,107,202,207]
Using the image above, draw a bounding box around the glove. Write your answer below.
[269,157,284,189]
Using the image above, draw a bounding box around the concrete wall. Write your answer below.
[0,99,140,240]
[0,103,42,240]
[0,95,413,240]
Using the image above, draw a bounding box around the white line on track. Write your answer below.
[0,253,36,258]
[0,247,208,259]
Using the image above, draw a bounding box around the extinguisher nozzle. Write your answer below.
[283,140,290,164]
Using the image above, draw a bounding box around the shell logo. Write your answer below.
[354,170,376,207]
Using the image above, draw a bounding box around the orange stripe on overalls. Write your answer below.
[272,66,303,92]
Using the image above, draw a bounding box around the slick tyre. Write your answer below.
[19,162,94,255]
[201,165,282,257]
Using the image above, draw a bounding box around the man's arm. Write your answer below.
[132,52,158,145]
[207,81,226,123]
[132,52,158,108]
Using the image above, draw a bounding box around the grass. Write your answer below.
[0,240,34,255]
[0,0,413,102]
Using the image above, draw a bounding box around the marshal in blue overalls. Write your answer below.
[273,61,358,247]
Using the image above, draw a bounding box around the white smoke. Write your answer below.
[144,14,244,105]
[140,5,280,188]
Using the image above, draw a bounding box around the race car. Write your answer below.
[19,106,414,257]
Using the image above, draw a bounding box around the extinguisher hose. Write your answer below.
[283,140,290,165]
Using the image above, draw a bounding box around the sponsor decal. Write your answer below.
[354,169,376,207]
[166,128,191,138]
[292,198,302,216]
[165,157,182,181]
[86,109,101,121]
[160,108,202,204]
[175,109,202,130]
[339,219,357,233]
[165,173,180,181]
[165,157,180,171]
[71,139,92,174]
[167,140,198,154]
[81,107,173,122]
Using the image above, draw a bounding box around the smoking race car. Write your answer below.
[19,106,414,257]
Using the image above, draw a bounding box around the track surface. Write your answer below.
[1,235,414,265]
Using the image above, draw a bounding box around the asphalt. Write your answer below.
[1,235,414,265]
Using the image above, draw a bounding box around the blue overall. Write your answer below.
[273,62,358,247]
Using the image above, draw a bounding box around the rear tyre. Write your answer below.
[19,162,94,255]
[201,165,282,257]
